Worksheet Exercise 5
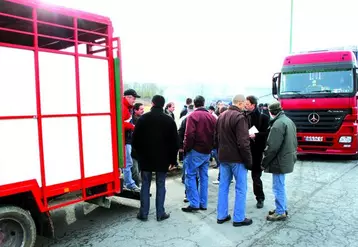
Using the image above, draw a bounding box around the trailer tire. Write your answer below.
[0,205,36,247]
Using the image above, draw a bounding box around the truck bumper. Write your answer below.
[297,131,358,155]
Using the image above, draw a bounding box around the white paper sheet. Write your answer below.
[249,126,259,135]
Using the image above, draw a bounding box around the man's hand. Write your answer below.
[261,166,265,170]
[249,133,256,139]
[168,164,176,171]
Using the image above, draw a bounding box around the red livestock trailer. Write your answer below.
[0,1,139,246]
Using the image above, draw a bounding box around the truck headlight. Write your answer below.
[339,136,352,143]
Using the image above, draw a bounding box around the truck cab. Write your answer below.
[272,47,358,155]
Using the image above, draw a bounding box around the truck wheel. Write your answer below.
[0,206,36,247]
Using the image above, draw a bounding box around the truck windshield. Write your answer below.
[279,69,354,96]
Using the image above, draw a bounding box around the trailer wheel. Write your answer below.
[0,206,36,247]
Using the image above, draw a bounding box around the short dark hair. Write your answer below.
[194,95,205,108]
[219,106,228,114]
[186,98,192,105]
[246,95,258,106]
[208,106,215,111]
[134,103,143,111]
[165,102,174,110]
[152,95,165,108]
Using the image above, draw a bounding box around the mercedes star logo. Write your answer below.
[308,112,320,124]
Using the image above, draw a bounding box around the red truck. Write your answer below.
[0,1,140,246]
[272,47,358,156]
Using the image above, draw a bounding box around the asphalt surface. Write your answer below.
[36,156,358,247]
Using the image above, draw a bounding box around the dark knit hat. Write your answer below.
[268,101,282,112]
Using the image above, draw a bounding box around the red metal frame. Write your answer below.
[0,0,122,211]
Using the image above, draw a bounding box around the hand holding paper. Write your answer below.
[249,126,259,135]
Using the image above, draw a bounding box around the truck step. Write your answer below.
[114,188,151,200]
[86,196,111,208]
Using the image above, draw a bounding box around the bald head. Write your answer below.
[232,94,246,110]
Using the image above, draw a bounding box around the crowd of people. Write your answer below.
[121,88,298,226]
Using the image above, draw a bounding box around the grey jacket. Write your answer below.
[262,111,297,174]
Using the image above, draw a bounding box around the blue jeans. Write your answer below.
[185,150,210,208]
[217,163,248,222]
[139,171,167,218]
[272,174,287,214]
[123,144,136,189]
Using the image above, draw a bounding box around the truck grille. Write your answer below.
[284,109,351,133]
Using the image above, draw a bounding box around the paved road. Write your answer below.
[36,157,358,247]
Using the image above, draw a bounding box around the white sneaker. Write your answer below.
[128,185,141,193]
[212,180,220,184]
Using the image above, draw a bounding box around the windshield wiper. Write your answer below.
[280,90,307,98]
[311,89,344,97]
[311,90,331,93]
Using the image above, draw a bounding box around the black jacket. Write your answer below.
[180,106,188,119]
[246,108,270,170]
[132,107,179,172]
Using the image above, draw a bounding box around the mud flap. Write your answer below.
[37,212,55,238]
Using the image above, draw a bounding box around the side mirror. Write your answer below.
[272,73,280,99]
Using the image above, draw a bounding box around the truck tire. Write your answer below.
[0,205,36,247]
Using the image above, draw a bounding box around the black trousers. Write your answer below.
[251,169,265,202]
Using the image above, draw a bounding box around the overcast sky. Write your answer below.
[43,0,358,87]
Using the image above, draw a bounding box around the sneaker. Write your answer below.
[130,185,141,193]
[266,212,287,221]
[268,209,288,216]
[212,180,220,184]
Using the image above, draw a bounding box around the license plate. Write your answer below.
[304,136,323,142]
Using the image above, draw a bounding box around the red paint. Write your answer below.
[0,173,116,212]
[283,51,355,66]
[0,113,111,120]
[73,17,86,200]
[0,180,43,210]
[33,8,48,208]
[0,0,123,213]
[280,97,354,110]
[108,36,121,193]
[44,173,115,198]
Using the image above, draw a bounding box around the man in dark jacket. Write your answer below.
[182,95,217,212]
[262,101,297,221]
[179,97,193,118]
[215,94,253,227]
[132,95,179,222]
[245,96,269,209]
